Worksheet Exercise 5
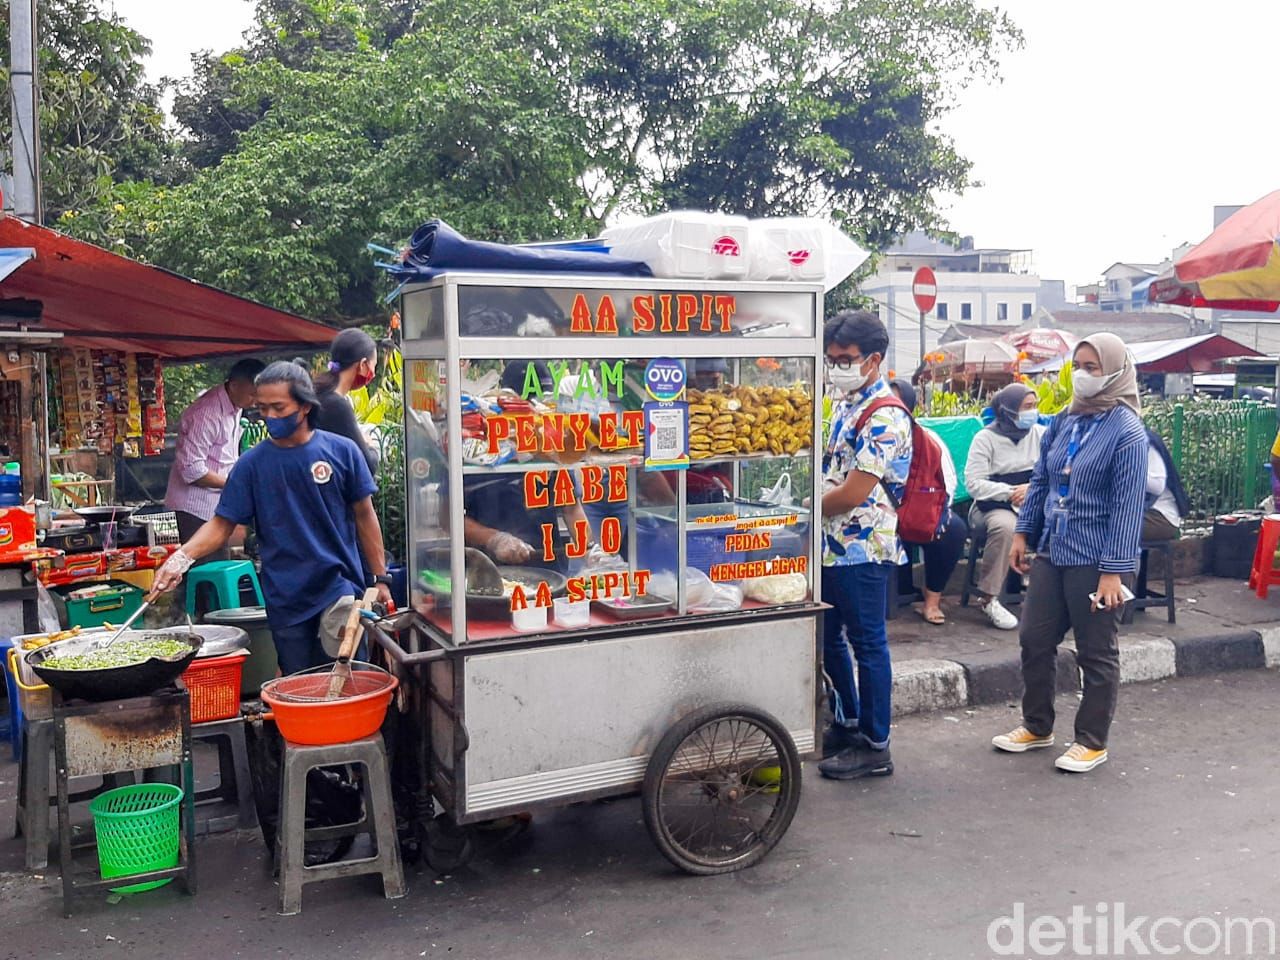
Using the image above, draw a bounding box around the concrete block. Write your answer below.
[1258,626,1280,669]
[1171,631,1266,676]
[949,649,1022,706]
[891,658,968,718]
[1118,637,1177,684]
[949,648,1078,707]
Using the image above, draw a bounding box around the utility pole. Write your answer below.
[9,0,42,223]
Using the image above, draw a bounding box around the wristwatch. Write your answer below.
[372,574,393,587]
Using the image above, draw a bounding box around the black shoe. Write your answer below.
[817,744,894,780]
[822,723,863,759]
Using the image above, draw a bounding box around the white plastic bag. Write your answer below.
[758,472,794,507]
[602,211,750,280]
[648,567,714,608]
[743,568,808,605]
[745,217,868,290]
[691,581,744,613]
[747,217,828,283]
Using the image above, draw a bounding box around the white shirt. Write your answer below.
[1146,443,1182,528]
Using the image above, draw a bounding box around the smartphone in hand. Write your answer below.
[1088,585,1135,609]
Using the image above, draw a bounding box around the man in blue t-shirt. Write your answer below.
[151,361,394,674]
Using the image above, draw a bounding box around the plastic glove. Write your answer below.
[486,530,536,563]
[584,543,617,569]
[149,548,194,598]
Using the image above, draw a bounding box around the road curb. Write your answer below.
[890,628,1276,717]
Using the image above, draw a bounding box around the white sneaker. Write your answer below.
[983,597,1018,630]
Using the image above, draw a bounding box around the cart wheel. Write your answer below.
[419,815,476,873]
[642,702,802,876]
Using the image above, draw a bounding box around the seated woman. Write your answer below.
[890,380,966,625]
[963,383,1044,630]
[1143,428,1186,542]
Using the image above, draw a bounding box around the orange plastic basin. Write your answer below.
[260,667,398,745]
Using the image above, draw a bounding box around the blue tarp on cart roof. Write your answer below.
[384,219,652,281]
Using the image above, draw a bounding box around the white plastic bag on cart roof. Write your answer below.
[746,217,869,290]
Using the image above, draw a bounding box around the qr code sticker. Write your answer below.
[655,425,678,451]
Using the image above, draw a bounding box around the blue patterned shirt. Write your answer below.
[822,377,913,566]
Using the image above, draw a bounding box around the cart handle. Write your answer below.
[7,647,49,693]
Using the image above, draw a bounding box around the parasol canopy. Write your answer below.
[936,338,1019,374]
[1148,190,1280,311]
[1004,328,1077,364]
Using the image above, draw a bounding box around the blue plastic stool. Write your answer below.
[186,561,265,618]
[1,638,23,762]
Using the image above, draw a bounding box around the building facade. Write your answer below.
[859,232,1049,374]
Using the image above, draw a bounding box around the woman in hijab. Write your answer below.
[992,333,1146,774]
[963,382,1045,630]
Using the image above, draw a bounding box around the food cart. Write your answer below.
[374,272,825,875]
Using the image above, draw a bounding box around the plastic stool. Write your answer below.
[1248,515,1280,598]
[1122,540,1176,624]
[186,560,265,617]
[1,637,21,761]
[276,735,405,916]
[191,716,258,835]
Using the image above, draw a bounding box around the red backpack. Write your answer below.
[852,397,950,543]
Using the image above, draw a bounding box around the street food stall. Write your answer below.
[0,215,342,909]
[375,272,824,874]
[0,215,337,613]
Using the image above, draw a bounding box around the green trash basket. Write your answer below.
[88,783,183,893]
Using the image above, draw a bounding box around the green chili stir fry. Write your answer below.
[41,637,192,671]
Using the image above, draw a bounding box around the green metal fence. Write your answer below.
[1143,399,1277,531]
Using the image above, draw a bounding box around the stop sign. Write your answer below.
[912,267,938,313]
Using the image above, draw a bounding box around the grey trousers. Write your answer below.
[1019,557,1131,750]
[971,508,1018,598]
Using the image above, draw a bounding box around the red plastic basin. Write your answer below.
[260,666,398,745]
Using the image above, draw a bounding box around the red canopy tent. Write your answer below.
[0,215,337,359]
[1128,334,1261,374]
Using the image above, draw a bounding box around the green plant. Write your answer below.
[1031,361,1073,415]
[925,389,985,418]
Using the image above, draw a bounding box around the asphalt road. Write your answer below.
[3,670,1279,960]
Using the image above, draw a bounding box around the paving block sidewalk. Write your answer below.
[884,575,1280,717]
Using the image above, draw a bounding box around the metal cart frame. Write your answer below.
[384,272,827,874]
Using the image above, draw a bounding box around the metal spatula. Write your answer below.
[102,600,151,647]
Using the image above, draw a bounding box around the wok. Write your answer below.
[26,631,202,702]
[419,564,568,620]
[72,505,137,524]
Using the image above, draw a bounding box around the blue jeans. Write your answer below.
[271,609,367,677]
[822,562,894,749]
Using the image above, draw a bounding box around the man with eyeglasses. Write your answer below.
[817,310,913,780]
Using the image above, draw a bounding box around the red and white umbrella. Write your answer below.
[1149,190,1280,311]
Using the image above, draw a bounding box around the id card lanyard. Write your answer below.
[1050,416,1099,537]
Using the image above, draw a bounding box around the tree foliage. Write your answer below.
[51,0,1020,324]
[0,0,174,221]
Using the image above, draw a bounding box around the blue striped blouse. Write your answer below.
[1016,406,1147,573]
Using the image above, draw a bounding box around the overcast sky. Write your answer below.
[106,0,1280,293]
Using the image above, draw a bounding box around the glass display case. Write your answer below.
[400,275,824,645]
